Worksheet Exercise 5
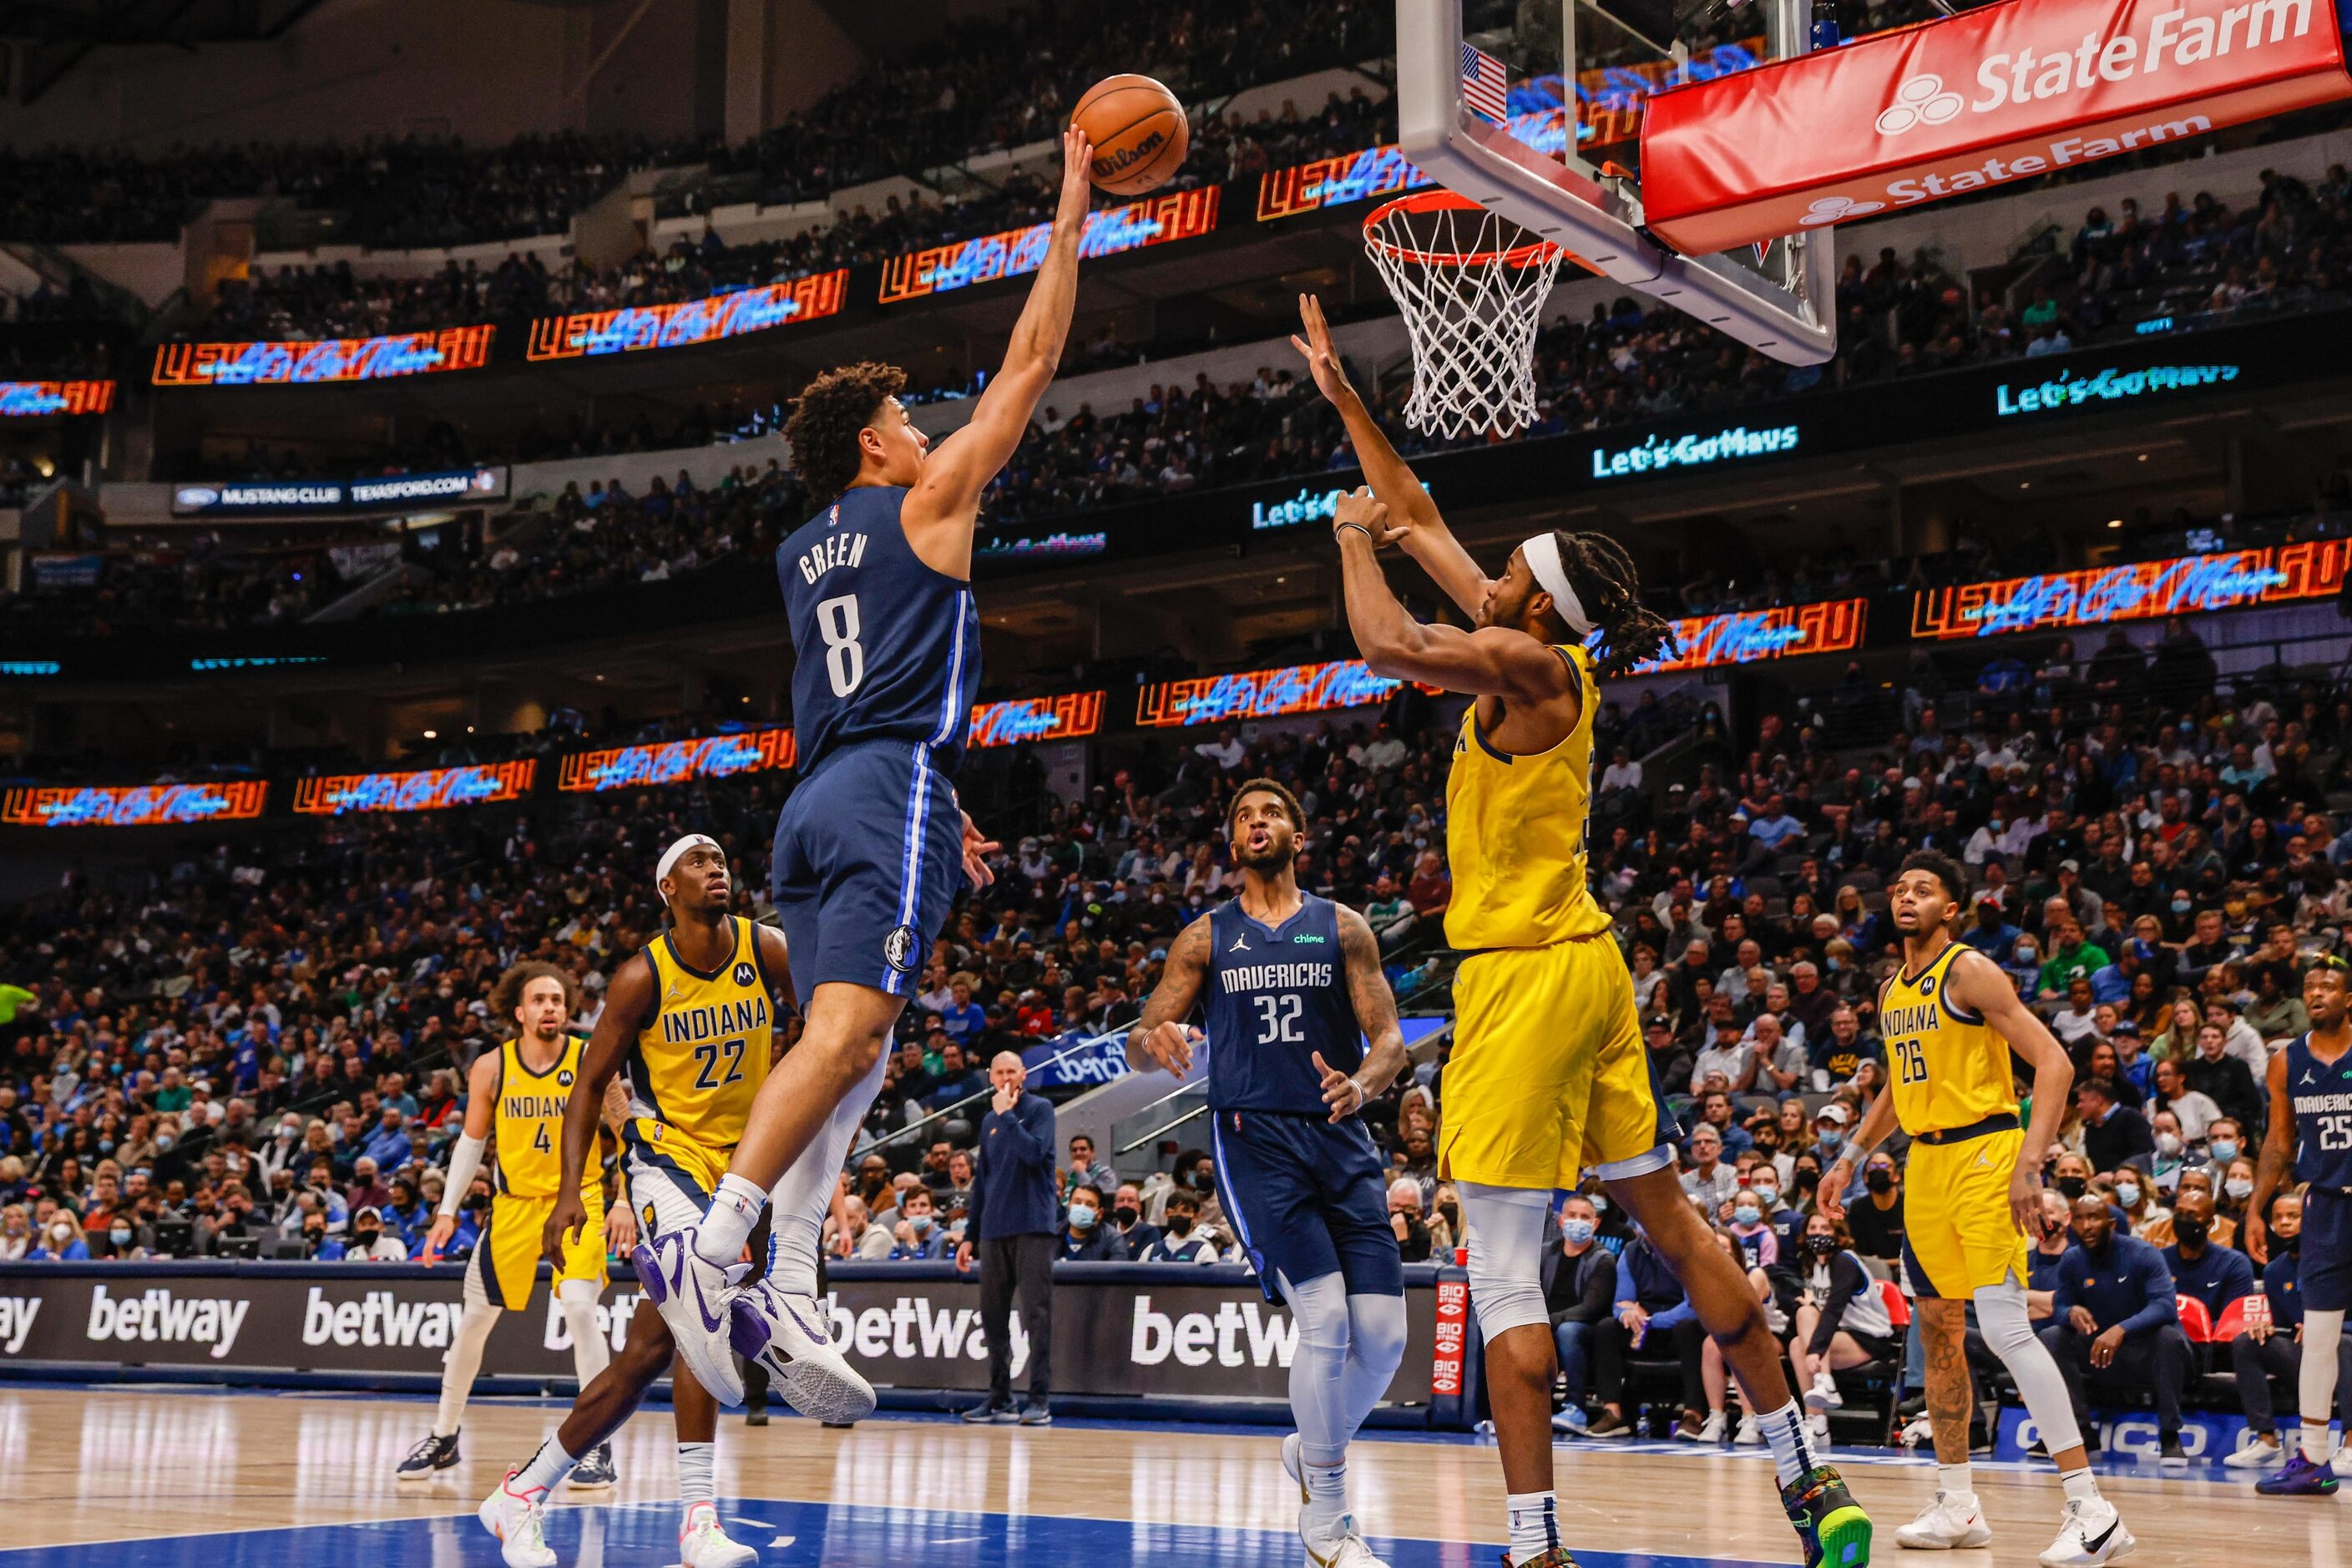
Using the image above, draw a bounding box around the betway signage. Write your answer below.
[1641,0,2352,255]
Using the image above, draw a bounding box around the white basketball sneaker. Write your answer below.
[729,1279,874,1424]
[477,1471,558,1568]
[678,1501,758,1568]
[1734,1411,1763,1446]
[2037,1496,2133,1567]
[2222,1436,2287,1469]
[1894,1491,1991,1550]
[632,1230,747,1407]
[1809,1368,1844,1409]
[1304,1521,1389,1568]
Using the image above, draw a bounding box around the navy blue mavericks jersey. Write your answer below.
[2284,1032,2352,1188]
[1201,893,1363,1116]
[776,485,982,779]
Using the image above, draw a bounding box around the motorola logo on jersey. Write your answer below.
[883,925,920,972]
[733,962,757,988]
[557,1069,574,1088]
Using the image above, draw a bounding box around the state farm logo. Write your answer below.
[1876,73,1965,135]
[1799,195,1885,225]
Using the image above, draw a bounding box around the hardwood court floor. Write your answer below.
[0,1385,2342,1566]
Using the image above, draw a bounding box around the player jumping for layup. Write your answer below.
[403,962,627,1490]
[1293,296,1870,1568]
[478,836,865,1568]
[1129,778,1411,1568]
[2245,953,2352,1496]
[1820,853,2131,1565]
[640,127,1095,1400]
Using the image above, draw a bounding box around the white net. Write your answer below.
[1363,195,1565,439]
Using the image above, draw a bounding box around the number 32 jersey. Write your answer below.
[1879,938,2019,1135]
[777,485,982,780]
[625,918,777,1191]
[1201,893,1364,1117]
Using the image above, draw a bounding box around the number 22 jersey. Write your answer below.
[624,917,777,1193]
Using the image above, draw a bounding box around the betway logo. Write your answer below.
[828,1292,1031,1376]
[0,1296,41,1354]
[87,1284,250,1359]
[542,1289,645,1353]
[1880,0,2315,135]
[1130,1293,1299,1368]
[302,1287,464,1349]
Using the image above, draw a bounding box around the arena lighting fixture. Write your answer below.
[423,729,438,739]
[2108,518,2123,529]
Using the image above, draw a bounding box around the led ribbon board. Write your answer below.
[525,271,851,362]
[154,326,496,387]
[1626,599,1869,674]
[878,188,1220,305]
[2,781,268,827]
[1255,144,1428,220]
[970,691,1105,748]
[555,728,797,793]
[291,760,536,815]
[0,380,116,417]
[1910,540,2352,639]
[1136,659,1435,728]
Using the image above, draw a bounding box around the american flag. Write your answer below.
[1459,42,1509,124]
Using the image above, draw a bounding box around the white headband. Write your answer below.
[1520,534,1594,637]
[655,833,722,890]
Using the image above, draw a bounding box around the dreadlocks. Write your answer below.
[1549,529,1676,678]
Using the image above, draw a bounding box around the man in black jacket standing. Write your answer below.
[957,1050,1059,1425]
[1547,1193,1616,1434]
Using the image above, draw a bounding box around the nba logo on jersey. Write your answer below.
[884,925,919,972]
[733,962,757,988]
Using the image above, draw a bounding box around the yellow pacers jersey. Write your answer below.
[1880,938,2019,1134]
[1444,641,1611,949]
[625,917,776,1192]
[492,1033,584,1200]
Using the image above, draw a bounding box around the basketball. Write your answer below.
[1071,73,1187,196]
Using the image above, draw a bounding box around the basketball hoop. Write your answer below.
[1363,190,1565,439]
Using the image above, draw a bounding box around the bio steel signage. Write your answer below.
[1641,0,2352,255]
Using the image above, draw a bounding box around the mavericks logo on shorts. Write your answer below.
[734,961,757,988]
[884,924,920,973]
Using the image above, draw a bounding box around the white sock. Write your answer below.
[1303,1457,1348,1542]
[1937,1461,1973,1499]
[2304,1422,2334,1464]
[1755,1399,1819,1489]
[676,1440,716,1507]
[434,1300,501,1438]
[765,1061,881,1297]
[694,1173,766,1267]
[2061,1467,2100,1504]
[1506,1491,1559,1565]
[515,1438,578,1495]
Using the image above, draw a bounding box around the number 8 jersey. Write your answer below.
[777,485,982,781]
[624,917,777,1194]
[1878,938,2019,1135]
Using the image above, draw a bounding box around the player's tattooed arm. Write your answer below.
[1128,913,1211,1075]
[2245,1047,2295,1264]
[1331,905,1407,1122]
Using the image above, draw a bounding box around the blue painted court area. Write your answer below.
[0,1499,1788,1568]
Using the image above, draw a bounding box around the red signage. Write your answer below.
[1635,598,1869,673]
[1911,539,2352,638]
[1430,1277,1469,1399]
[525,271,850,362]
[1,781,267,827]
[0,380,115,417]
[291,760,536,815]
[153,327,496,387]
[1641,0,2352,255]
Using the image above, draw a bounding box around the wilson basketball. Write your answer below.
[1071,73,1187,195]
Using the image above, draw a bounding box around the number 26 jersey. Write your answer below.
[1879,938,2019,1135]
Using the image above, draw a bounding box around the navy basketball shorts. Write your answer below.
[1207,1107,1404,1303]
[2304,1188,2352,1313]
[771,741,967,1002]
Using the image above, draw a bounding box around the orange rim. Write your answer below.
[1363,190,1560,269]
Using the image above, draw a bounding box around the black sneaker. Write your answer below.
[567,1440,618,1490]
[395,1431,460,1482]
[962,1399,1017,1424]
[2159,1431,2189,1466]
[1019,1399,1053,1426]
[746,1409,770,1428]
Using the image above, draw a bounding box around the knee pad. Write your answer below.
[1457,1182,1550,1343]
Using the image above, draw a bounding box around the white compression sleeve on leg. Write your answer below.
[1339,1291,1409,1440]
[434,1300,503,1436]
[1975,1278,2083,1457]
[1458,1181,1552,1343]
[766,1046,889,1298]
[1278,1269,1353,1466]
[2301,1308,2346,1461]
[559,1276,611,1386]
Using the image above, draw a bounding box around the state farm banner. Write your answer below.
[1641,0,2352,255]
[0,1262,1444,1410]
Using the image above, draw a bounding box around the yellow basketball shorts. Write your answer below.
[1901,1125,2031,1298]
[1439,935,1677,1190]
[468,1187,607,1310]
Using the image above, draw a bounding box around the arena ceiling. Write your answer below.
[3,0,329,103]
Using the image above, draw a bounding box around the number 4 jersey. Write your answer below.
[1879,938,2020,1136]
[1202,893,1365,1115]
[624,917,777,1194]
[777,485,982,781]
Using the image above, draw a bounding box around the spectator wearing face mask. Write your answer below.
[1546,1195,1616,1435]
[2214,1158,2260,1242]
[1587,1224,1708,1440]
[1844,1152,1905,1263]
[299,1208,346,1260]
[1726,1185,1781,1270]
[2160,1188,2253,1318]
[1386,1180,1433,1263]
[888,1188,952,1260]
[28,1209,89,1261]
[2038,1194,2194,1462]
[1139,1187,1221,1262]
[2224,1190,2352,1470]
[1108,1182,1160,1260]
[2108,1171,2167,1239]
[1785,1211,1895,1440]
[2024,1190,2077,1318]
[1057,1186,1120,1261]
[342,1205,409,1262]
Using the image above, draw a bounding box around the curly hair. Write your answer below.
[783,361,907,499]
[1227,776,1306,835]
[1548,529,1677,678]
[1899,848,1970,910]
[492,961,579,1032]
